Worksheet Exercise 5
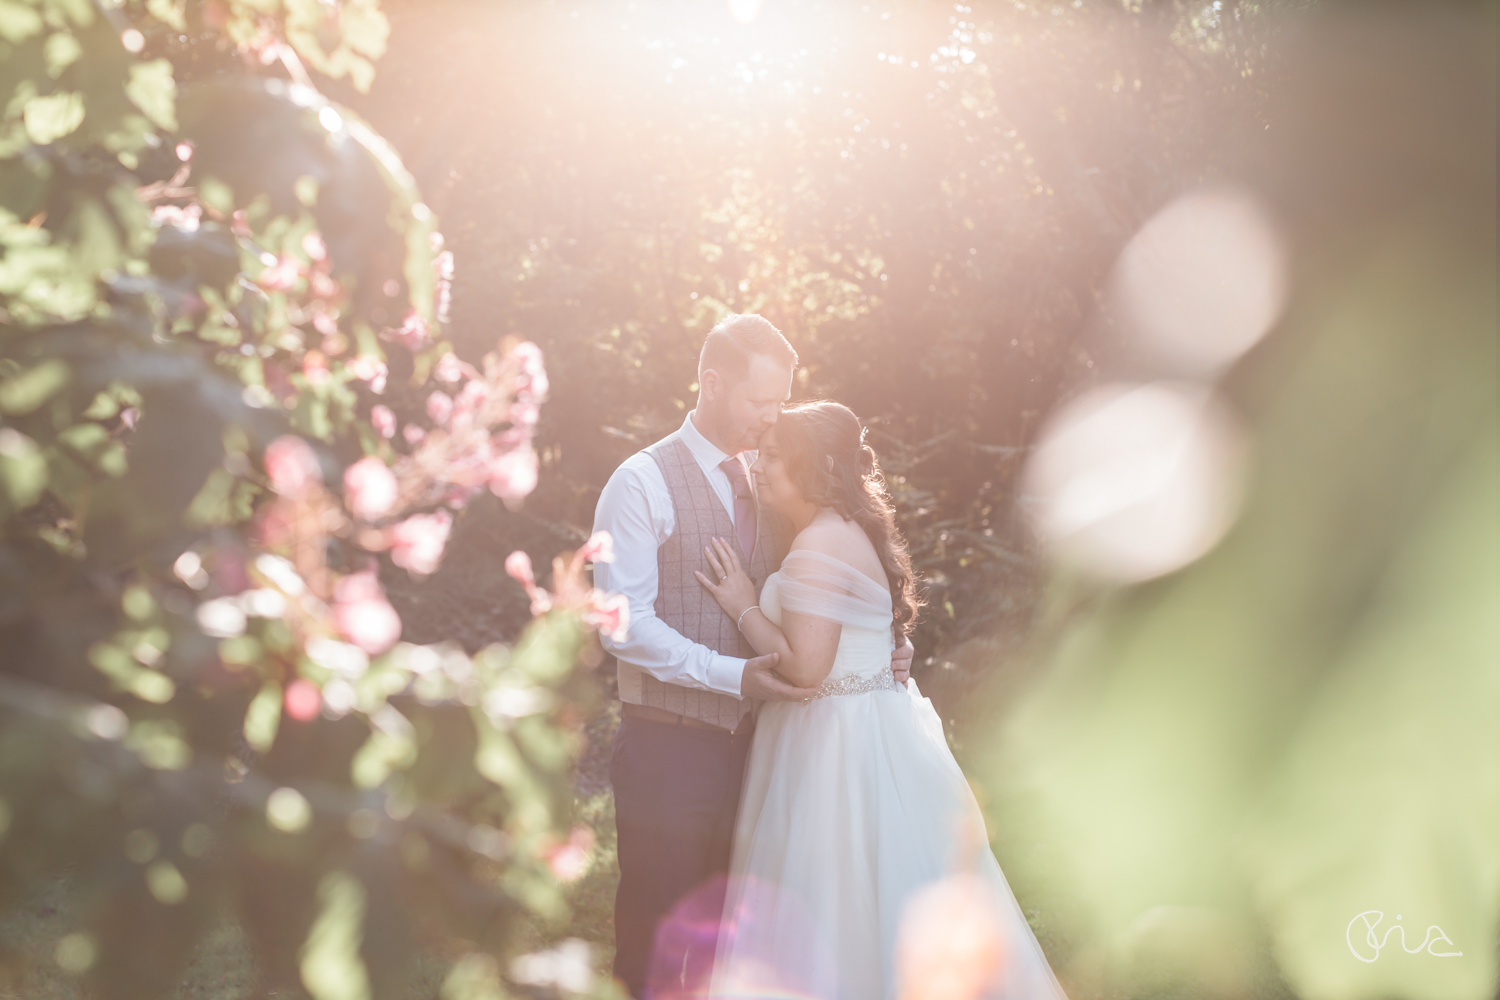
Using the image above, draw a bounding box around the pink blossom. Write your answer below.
[284,679,321,721]
[175,141,193,162]
[264,436,321,497]
[348,355,388,394]
[388,511,452,577]
[487,445,538,502]
[584,590,630,643]
[426,391,453,427]
[309,270,339,300]
[511,341,544,377]
[510,401,540,428]
[433,249,454,324]
[578,531,615,564]
[370,405,396,439]
[312,311,339,337]
[258,256,301,291]
[433,352,465,384]
[344,456,398,522]
[392,308,430,351]
[302,231,328,262]
[545,826,595,882]
[442,484,482,510]
[402,424,426,446]
[504,550,536,590]
[152,204,201,232]
[302,350,330,386]
[333,571,402,655]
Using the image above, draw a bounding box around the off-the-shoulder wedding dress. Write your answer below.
[711,549,1070,1000]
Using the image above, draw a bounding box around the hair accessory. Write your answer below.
[859,424,869,445]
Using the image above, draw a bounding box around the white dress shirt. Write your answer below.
[591,410,756,698]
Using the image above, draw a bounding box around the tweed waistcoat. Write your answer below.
[615,437,791,729]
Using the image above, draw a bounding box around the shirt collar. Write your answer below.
[682,409,736,470]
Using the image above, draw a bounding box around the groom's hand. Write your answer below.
[891,638,914,686]
[741,652,819,702]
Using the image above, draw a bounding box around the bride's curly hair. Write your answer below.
[773,401,923,643]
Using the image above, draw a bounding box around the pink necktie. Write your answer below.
[719,456,758,563]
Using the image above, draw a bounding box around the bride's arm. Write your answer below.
[696,537,841,689]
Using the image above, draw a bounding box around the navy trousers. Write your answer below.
[609,714,753,999]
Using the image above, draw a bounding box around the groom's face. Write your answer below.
[711,353,794,453]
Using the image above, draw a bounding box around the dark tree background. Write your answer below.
[335,0,1277,717]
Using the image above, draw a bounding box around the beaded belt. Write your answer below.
[808,665,896,701]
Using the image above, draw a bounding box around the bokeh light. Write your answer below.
[1109,187,1287,376]
[1022,381,1246,582]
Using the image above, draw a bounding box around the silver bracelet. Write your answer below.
[737,605,760,631]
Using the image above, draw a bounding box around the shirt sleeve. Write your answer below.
[591,455,748,698]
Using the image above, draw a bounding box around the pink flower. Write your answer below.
[433,249,454,324]
[312,311,339,337]
[443,484,482,510]
[451,380,488,421]
[488,445,538,502]
[284,679,322,721]
[264,436,321,497]
[504,550,534,587]
[258,255,301,291]
[511,341,544,377]
[584,590,629,643]
[302,350,330,386]
[545,826,595,882]
[333,571,402,655]
[578,531,615,564]
[344,456,398,522]
[175,141,193,162]
[510,401,540,428]
[402,424,426,446]
[426,391,453,427]
[348,355,388,394]
[370,405,396,440]
[388,511,452,577]
[302,231,328,262]
[433,352,465,384]
[392,308,430,351]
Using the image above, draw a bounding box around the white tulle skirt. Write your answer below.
[711,679,1070,1000]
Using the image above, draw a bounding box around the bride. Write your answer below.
[694,400,1070,1000]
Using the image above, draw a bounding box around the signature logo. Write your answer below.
[1346,911,1463,963]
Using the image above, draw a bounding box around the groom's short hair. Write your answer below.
[698,314,798,386]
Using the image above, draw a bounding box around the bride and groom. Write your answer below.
[592,314,1068,999]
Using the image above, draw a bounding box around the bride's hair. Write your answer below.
[773,401,923,642]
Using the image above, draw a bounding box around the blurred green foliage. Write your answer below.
[0,1,617,998]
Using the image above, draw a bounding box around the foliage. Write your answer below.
[0,1,621,997]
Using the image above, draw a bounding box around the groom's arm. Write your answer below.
[592,456,749,698]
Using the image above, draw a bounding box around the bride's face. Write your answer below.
[749,425,806,516]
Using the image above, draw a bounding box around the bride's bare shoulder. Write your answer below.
[789,514,881,573]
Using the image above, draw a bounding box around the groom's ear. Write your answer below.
[700,367,722,399]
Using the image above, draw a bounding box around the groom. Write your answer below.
[591,313,913,998]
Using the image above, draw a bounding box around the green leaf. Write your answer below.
[22,90,84,144]
[43,30,81,77]
[244,679,282,752]
[0,358,69,414]
[125,58,176,131]
[299,871,373,1000]
[0,426,47,509]
[0,0,43,43]
[440,954,507,1000]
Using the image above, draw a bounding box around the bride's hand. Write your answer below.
[694,536,758,619]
